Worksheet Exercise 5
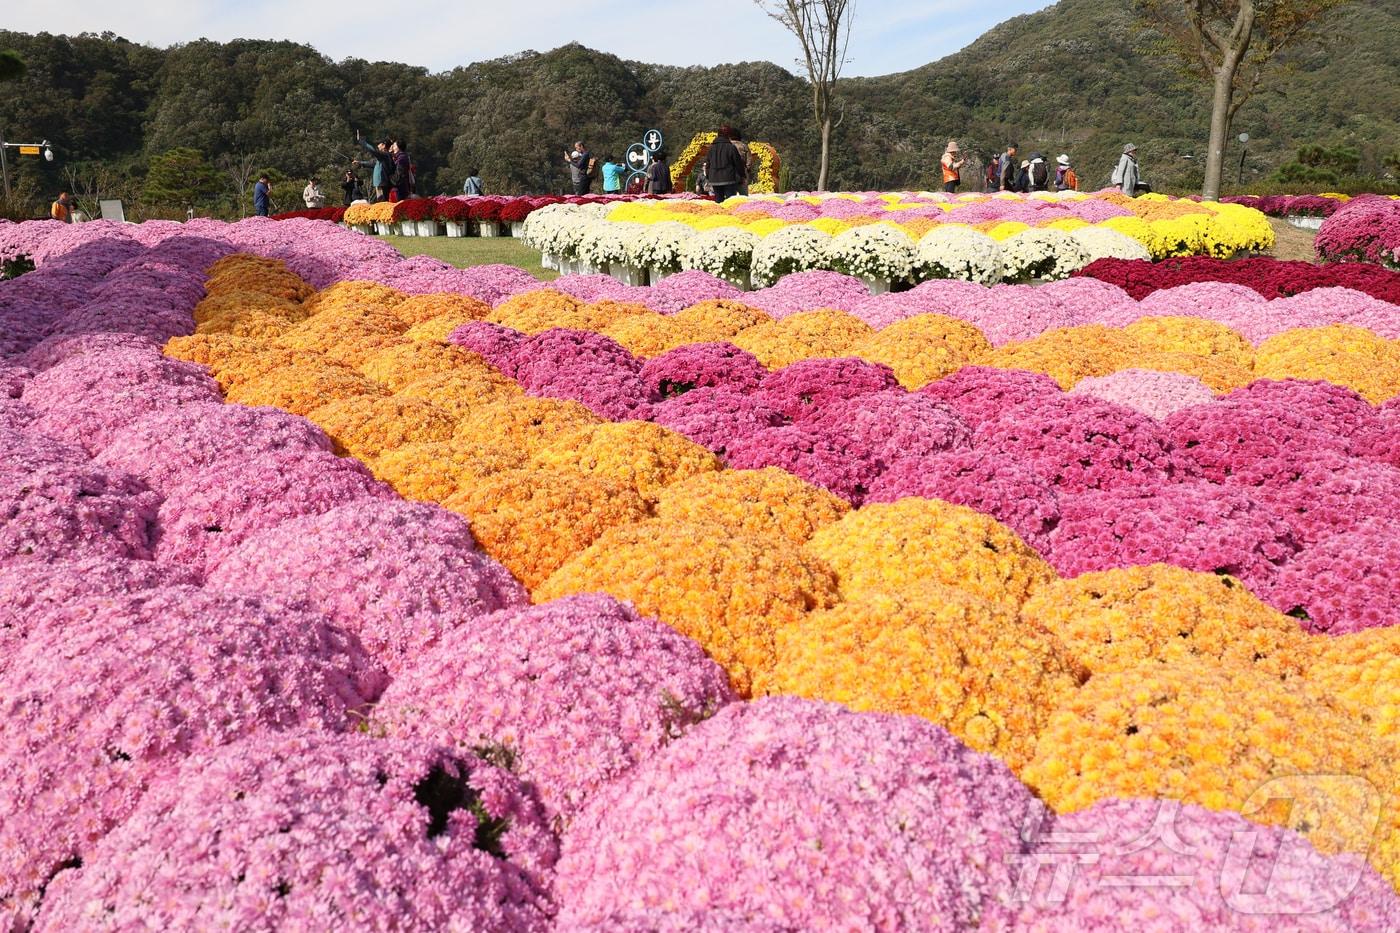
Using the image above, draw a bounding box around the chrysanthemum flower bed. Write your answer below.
[4,214,1400,927]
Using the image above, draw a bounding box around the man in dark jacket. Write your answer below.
[354,132,394,202]
[998,143,1018,192]
[253,174,271,216]
[704,126,745,202]
[564,141,593,195]
[390,139,413,201]
[647,151,673,194]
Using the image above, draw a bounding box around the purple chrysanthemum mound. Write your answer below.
[1047,480,1298,595]
[154,449,394,575]
[973,394,1175,493]
[806,389,972,477]
[97,402,332,492]
[1069,369,1217,420]
[644,270,743,314]
[724,424,875,504]
[36,732,558,932]
[554,696,1041,931]
[650,387,785,457]
[868,449,1061,553]
[0,458,161,567]
[640,342,768,398]
[1270,522,1400,634]
[0,587,386,919]
[1012,799,1400,930]
[755,357,899,422]
[0,556,197,670]
[1251,454,1400,547]
[376,593,736,821]
[447,320,526,375]
[0,363,30,399]
[207,501,528,670]
[0,400,35,434]
[509,328,652,420]
[920,366,1062,427]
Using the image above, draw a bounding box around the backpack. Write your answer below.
[1030,161,1049,191]
[587,157,598,178]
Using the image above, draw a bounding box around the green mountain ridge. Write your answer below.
[0,0,1396,210]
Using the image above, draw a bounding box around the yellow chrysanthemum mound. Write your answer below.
[224,362,389,415]
[195,308,299,339]
[277,306,409,367]
[600,316,706,358]
[668,299,771,337]
[886,313,993,356]
[306,395,457,462]
[487,289,585,333]
[654,467,849,545]
[300,280,406,316]
[538,519,841,697]
[372,439,528,503]
[205,255,316,303]
[771,583,1085,768]
[1122,316,1255,368]
[164,334,270,372]
[980,326,1145,390]
[850,330,967,389]
[1303,627,1400,747]
[530,421,721,503]
[805,497,1055,608]
[444,468,649,589]
[356,341,483,391]
[389,293,491,326]
[1253,326,1400,403]
[1020,564,1308,679]
[731,309,875,369]
[403,311,489,344]
[192,292,309,327]
[394,368,522,420]
[453,397,603,455]
[1114,350,1255,393]
[1023,659,1395,880]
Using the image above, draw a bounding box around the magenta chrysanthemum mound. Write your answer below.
[803,389,972,476]
[154,449,394,575]
[1012,799,1400,930]
[97,402,333,493]
[207,501,528,670]
[640,342,767,398]
[1271,522,1400,634]
[1047,480,1298,595]
[1069,368,1217,420]
[509,328,652,420]
[37,733,558,932]
[919,366,1061,427]
[754,357,899,421]
[1352,407,1400,469]
[0,456,161,567]
[973,394,1175,493]
[554,696,1041,931]
[868,449,1061,553]
[0,362,30,398]
[376,594,736,821]
[447,320,527,374]
[0,587,385,919]
[650,387,784,456]
[724,424,877,504]
[1252,454,1400,547]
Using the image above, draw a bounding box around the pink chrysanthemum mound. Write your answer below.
[16,332,162,373]
[868,448,1061,553]
[1,458,161,566]
[1012,799,1400,930]
[640,342,768,398]
[97,402,332,493]
[651,387,784,457]
[376,594,736,821]
[1047,480,1298,595]
[0,587,385,920]
[1270,522,1400,634]
[208,501,528,670]
[1352,407,1400,470]
[37,733,558,932]
[554,696,1041,931]
[724,424,876,504]
[1252,455,1400,547]
[755,357,899,421]
[920,366,1061,427]
[509,329,652,420]
[447,320,526,374]
[0,363,30,399]
[154,449,393,575]
[557,911,790,932]
[1069,368,1217,420]
[805,389,972,475]
[973,395,1175,493]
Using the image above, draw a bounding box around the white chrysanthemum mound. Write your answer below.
[749,225,834,287]
[917,226,1004,284]
[1001,228,1093,282]
[828,224,917,282]
[623,222,695,273]
[1069,225,1154,263]
[678,228,760,285]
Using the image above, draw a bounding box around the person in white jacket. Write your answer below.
[302,177,327,209]
[1114,144,1141,197]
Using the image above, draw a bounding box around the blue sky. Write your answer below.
[8,0,1054,77]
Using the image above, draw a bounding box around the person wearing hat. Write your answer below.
[1114,143,1141,197]
[1014,159,1031,193]
[1055,154,1079,192]
[940,140,965,193]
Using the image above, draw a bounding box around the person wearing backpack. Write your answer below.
[1054,154,1079,192]
[462,169,484,196]
[1027,152,1050,192]
[564,141,594,195]
[1113,143,1142,196]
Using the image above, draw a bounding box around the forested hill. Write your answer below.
[1,0,1397,212]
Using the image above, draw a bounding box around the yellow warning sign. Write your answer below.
[18,146,41,156]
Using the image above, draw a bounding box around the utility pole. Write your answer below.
[0,133,55,201]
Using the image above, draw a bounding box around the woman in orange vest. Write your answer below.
[50,191,74,223]
[940,141,965,193]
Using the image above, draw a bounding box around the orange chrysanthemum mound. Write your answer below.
[356,341,483,391]
[668,299,770,337]
[979,325,1145,390]
[453,397,602,455]
[654,467,849,545]
[538,519,840,696]
[403,311,492,344]
[225,362,388,416]
[394,368,521,420]
[771,582,1085,768]
[163,334,270,371]
[205,254,316,303]
[1121,316,1255,368]
[531,421,721,502]
[306,395,457,462]
[389,293,490,326]
[731,310,874,369]
[1303,626,1400,747]
[372,439,528,503]
[300,280,406,316]
[851,330,968,389]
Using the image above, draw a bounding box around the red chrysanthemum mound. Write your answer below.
[37,733,558,932]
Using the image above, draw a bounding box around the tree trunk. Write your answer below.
[1201,65,1237,201]
[817,116,831,191]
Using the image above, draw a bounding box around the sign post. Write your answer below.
[0,135,55,201]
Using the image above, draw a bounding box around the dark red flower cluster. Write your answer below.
[1074,256,1400,303]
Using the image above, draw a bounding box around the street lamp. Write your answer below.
[1237,132,1249,186]
[0,135,56,201]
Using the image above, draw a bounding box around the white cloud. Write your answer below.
[6,0,1052,77]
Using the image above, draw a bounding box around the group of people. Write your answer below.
[562,141,674,197]
[939,140,1146,197]
[352,132,415,203]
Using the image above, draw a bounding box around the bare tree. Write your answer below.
[755,0,856,191]
[1138,0,1351,200]
[63,164,123,219]
[218,152,260,218]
